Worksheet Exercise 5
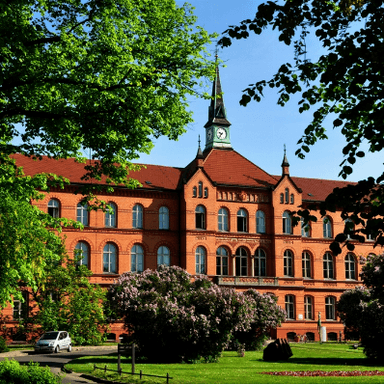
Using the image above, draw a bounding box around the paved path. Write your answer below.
[0,346,117,384]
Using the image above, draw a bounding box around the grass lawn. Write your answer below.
[65,343,384,384]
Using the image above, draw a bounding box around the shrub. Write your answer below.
[338,253,384,362]
[108,266,285,363]
[0,359,60,384]
[0,336,9,353]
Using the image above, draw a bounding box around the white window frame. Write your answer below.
[237,209,247,232]
[282,211,292,234]
[284,249,294,277]
[105,202,117,228]
[256,210,266,234]
[195,246,206,274]
[131,244,144,273]
[157,246,170,267]
[216,247,229,276]
[159,206,169,230]
[302,251,312,278]
[218,208,229,231]
[345,253,356,280]
[48,199,60,218]
[195,205,206,230]
[75,241,89,267]
[77,202,89,226]
[254,248,266,276]
[323,252,334,279]
[235,247,248,276]
[103,243,117,274]
[285,295,295,320]
[132,204,143,229]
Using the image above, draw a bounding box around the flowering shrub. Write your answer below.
[108,266,285,363]
[338,253,384,362]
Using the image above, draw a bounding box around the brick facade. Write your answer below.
[2,68,379,343]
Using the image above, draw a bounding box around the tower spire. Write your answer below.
[204,65,231,128]
[282,144,290,176]
[204,62,232,151]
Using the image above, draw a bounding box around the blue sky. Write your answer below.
[136,0,383,182]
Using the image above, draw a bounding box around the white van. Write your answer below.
[34,331,72,353]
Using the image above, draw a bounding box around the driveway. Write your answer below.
[0,346,117,384]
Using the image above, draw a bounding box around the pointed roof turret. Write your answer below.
[282,145,290,176]
[196,135,203,159]
[204,65,231,128]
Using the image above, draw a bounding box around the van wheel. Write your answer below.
[55,345,60,353]
[68,344,72,352]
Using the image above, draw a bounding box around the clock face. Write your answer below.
[207,129,213,141]
[216,127,227,140]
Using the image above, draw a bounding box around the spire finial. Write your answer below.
[196,135,203,159]
[282,144,290,175]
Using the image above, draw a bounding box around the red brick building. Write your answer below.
[4,68,378,342]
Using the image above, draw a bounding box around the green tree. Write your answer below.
[1,0,215,187]
[0,156,71,308]
[220,0,384,254]
[0,0,215,305]
[26,253,109,345]
[338,253,384,361]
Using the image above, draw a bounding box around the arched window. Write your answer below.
[301,218,311,237]
[304,296,313,320]
[285,295,295,320]
[280,193,284,203]
[235,247,248,276]
[302,251,312,278]
[192,186,197,197]
[74,241,89,267]
[218,208,229,231]
[157,246,170,267]
[216,247,229,276]
[131,245,144,273]
[254,248,266,276]
[256,210,266,234]
[132,204,143,229]
[48,199,60,218]
[159,206,169,230]
[284,250,294,277]
[345,253,356,280]
[13,291,28,320]
[285,188,289,204]
[103,243,117,274]
[323,252,334,279]
[204,187,208,198]
[323,216,332,238]
[195,205,206,229]
[344,218,355,239]
[290,193,294,204]
[198,181,203,198]
[195,246,206,274]
[282,211,292,234]
[105,202,117,228]
[325,296,336,320]
[237,209,247,232]
[77,201,89,226]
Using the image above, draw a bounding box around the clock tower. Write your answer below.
[204,66,232,150]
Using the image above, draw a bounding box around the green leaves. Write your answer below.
[1,0,216,187]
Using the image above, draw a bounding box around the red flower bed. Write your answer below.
[263,371,384,377]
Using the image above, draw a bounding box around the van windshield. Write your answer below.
[40,332,59,340]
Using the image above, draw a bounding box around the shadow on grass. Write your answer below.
[67,355,130,367]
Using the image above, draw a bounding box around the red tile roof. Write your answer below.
[202,149,279,188]
[12,154,183,191]
[13,152,355,201]
[290,176,356,202]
